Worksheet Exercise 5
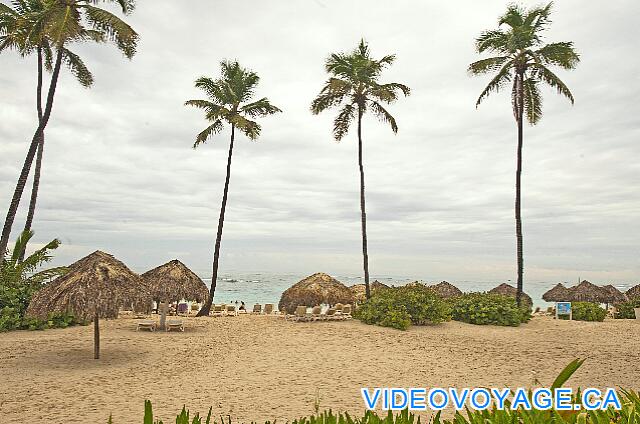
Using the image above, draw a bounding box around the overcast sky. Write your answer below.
[1,0,638,283]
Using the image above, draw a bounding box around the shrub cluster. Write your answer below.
[450,292,530,326]
[615,299,640,319]
[569,302,606,322]
[354,285,451,330]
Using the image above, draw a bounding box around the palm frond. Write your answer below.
[475,29,510,53]
[523,77,542,125]
[332,103,356,141]
[311,92,346,114]
[81,4,138,58]
[63,47,93,87]
[240,97,282,118]
[475,60,514,107]
[231,115,261,140]
[535,41,580,69]
[468,56,509,75]
[370,101,398,133]
[193,120,224,148]
[531,63,574,103]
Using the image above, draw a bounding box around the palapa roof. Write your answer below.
[27,250,152,320]
[542,283,572,302]
[626,284,640,300]
[278,272,354,314]
[427,281,463,298]
[567,280,609,303]
[601,284,627,304]
[141,259,209,303]
[349,280,390,302]
[488,283,533,306]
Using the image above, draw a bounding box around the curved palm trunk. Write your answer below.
[357,109,371,299]
[0,49,63,257]
[515,73,525,307]
[197,125,235,317]
[19,47,46,263]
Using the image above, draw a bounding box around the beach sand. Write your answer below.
[0,315,638,423]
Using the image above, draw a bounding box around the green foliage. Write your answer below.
[615,299,640,319]
[0,230,75,332]
[143,400,212,424]
[310,39,410,141]
[185,61,282,146]
[354,285,451,331]
[450,293,530,326]
[571,302,606,322]
[469,2,579,125]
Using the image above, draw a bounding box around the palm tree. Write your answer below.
[185,61,282,316]
[310,40,409,300]
[0,0,138,257]
[469,3,579,306]
[0,0,95,262]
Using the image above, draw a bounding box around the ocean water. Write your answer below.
[203,272,634,309]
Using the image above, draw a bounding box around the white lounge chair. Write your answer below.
[264,304,274,315]
[136,320,156,332]
[166,319,184,332]
[211,304,225,317]
[226,305,237,316]
[252,304,262,314]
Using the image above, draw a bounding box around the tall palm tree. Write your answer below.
[310,40,410,300]
[469,3,579,306]
[185,61,282,316]
[0,0,94,262]
[0,0,138,257]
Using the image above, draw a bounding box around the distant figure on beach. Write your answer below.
[239,301,246,311]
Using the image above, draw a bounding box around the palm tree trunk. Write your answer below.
[357,109,371,299]
[197,125,235,317]
[0,49,64,257]
[19,47,46,263]
[515,73,525,307]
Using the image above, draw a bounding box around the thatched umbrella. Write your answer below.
[542,283,572,302]
[142,259,208,329]
[27,251,151,359]
[601,285,627,304]
[568,280,609,303]
[427,281,463,299]
[488,283,533,307]
[279,272,354,314]
[626,284,640,300]
[350,280,389,303]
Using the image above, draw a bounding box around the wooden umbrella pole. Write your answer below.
[94,312,100,359]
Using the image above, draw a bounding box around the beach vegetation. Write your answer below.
[0,230,81,331]
[614,299,640,319]
[185,61,282,316]
[469,3,580,307]
[565,302,606,322]
[450,292,530,326]
[310,40,410,301]
[131,360,640,423]
[354,285,451,330]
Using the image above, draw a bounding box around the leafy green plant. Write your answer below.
[615,299,640,319]
[570,302,606,322]
[451,293,530,326]
[354,285,451,330]
[143,400,212,424]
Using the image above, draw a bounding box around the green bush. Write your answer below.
[451,292,530,326]
[128,360,640,424]
[615,299,640,319]
[354,285,451,330]
[571,302,606,322]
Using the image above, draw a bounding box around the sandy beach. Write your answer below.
[0,315,638,423]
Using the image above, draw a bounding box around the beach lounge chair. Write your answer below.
[211,304,225,317]
[341,304,352,319]
[177,303,189,316]
[293,305,310,322]
[226,305,237,316]
[311,305,324,321]
[166,319,184,332]
[252,304,262,314]
[325,308,339,321]
[136,320,156,332]
[264,304,274,315]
